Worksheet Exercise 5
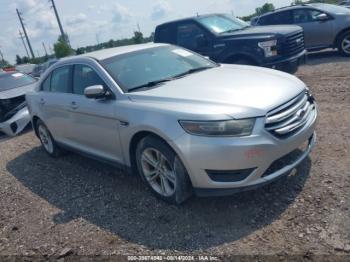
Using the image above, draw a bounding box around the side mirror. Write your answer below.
[196,34,209,48]
[316,13,328,21]
[84,85,107,99]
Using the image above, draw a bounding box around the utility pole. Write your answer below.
[42,42,48,56]
[19,30,30,57]
[0,47,4,61]
[50,0,70,46]
[16,8,35,59]
[137,23,141,32]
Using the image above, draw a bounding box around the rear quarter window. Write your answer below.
[155,25,176,43]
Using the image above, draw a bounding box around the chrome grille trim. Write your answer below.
[265,92,315,137]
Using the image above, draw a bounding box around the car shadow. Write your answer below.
[6,147,312,251]
[305,50,349,66]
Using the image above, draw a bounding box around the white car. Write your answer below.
[0,72,36,136]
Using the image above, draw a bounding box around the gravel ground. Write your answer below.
[0,51,349,260]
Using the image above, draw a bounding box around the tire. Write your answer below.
[135,135,193,204]
[36,119,63,157]
[338,31,350,57]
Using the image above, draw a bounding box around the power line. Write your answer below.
[19,30,30,58]
[16,8,35,59]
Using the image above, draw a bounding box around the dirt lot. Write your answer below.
[0,51,349,260]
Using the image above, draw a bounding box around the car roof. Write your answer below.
[77,42,168,61]
[156,13,229,27]
[257,4,316,18]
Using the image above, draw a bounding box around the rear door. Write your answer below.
[67,64,123,163]
[292,8,334,49]
[38,65,73,144]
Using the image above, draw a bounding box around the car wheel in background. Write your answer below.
[36,119,63,157]
[136,135,193,204]
[338,31,350,56]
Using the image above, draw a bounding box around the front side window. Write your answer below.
[198,15,249,34]
[293,9,323,23]
[101,46,217,92]
[50,66,71,93]
[177,23,205,50]
[73,65,106,95]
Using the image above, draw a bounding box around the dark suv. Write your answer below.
[251,4,350,56]
[154,14,306,73]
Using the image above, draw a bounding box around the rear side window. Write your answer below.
[155,26,174,43]
[51,66,72,93]
[73,65,106,95]
[260,11,293,25]
[42,74,51,92]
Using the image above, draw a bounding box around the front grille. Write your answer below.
[265,92,316,138]
[281,31,305,57]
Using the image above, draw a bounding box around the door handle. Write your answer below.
[70,101,79,110]
[39,98,45,105]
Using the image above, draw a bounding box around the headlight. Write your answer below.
[179,119,255,137]
[258,40,278,57]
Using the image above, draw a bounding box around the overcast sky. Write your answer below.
[0,0,293,63]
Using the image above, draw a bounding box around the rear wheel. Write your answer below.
[36,119,63,157]
[135,135,192,204]
[338,31,350,56]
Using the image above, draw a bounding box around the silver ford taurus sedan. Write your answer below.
[26,43,317,204]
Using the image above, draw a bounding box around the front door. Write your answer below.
[67,64,123,163]
[293,8,334,49]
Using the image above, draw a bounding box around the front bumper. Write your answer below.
[262,50,307,74]
[172,107,317,196]
[0,107,31,136]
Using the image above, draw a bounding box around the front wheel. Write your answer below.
[338,31,350,56]
[135,136,193,204]
[36,119,63,157]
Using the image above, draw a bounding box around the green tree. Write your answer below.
[16,55,23,65]
[132,31,144,44]
[22,56,30,64]
[0,59,11,68]
[255,3,275,16]
[54,35,73,58]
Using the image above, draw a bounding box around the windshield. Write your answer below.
[198,15,249,34]
[0,72,36,92]
[101,46,217,92]
[311,3,350,14]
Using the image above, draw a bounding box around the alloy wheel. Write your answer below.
[141,148,176,197]
[38,125,54,154]
[341,35,350,54]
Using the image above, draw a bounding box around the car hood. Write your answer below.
[0,83,36,100]
[128,65,306,119]
[220,25,302,38]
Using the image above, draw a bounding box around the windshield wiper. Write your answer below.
[128,67,213,92]
[128,78,173,92]
[172,66,213,78]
